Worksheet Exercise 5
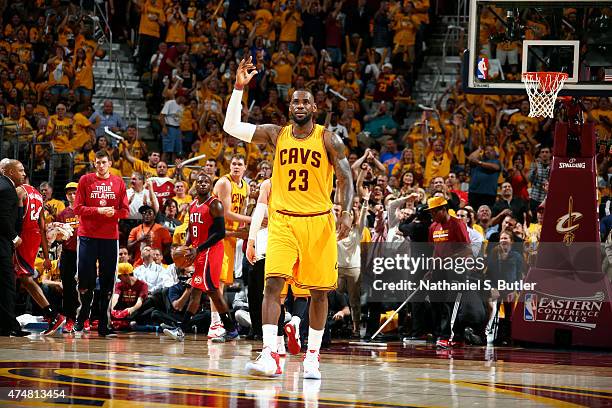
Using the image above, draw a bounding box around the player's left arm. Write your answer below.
[37,208,52,270]
[324,130,354,240]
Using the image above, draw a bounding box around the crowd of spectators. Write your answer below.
[0,0,142,211]
[3,0,612,346]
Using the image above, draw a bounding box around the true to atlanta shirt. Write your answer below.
[74,173,129,239]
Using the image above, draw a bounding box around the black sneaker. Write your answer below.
[75,319,86,333]
[464,327,484,346]
[98,327,118,338]
[2,329,31,337]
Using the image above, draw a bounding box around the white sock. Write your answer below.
[263,324,278,353]
[277,335,284,345]
[307,327,324,353]
[211,312,220,326]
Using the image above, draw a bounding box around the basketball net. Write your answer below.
[522,72,568,118]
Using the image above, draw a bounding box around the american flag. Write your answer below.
[605,68,612,81]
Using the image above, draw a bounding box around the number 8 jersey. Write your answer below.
[270,124,333,215]
[188,196,223,250]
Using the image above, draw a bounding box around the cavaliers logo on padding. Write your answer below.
[555,196,582,246]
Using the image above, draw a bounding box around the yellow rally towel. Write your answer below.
[379,311,399,333]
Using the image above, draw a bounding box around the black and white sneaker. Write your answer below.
[163,327,185,342]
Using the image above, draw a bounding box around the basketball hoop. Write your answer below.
[522,72,568,118]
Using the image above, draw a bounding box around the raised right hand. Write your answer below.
[235,56,258,89]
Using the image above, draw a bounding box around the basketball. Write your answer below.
[172,246,193,269]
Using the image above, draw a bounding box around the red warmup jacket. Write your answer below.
[74,173,129,240]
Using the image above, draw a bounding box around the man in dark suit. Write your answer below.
[0,159,30,336]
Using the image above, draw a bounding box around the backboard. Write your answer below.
[464,0,612,95]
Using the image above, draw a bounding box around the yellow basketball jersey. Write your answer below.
[270,124,333,214]
[222,174,248,231]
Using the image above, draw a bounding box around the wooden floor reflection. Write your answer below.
[0,332,610,407]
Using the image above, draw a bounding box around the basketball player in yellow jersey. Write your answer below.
[209,154,250,339]
[224,57,354,380]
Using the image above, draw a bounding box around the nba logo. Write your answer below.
[524,293,537,321]
[476,58,489,80]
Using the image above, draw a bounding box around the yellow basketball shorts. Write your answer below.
[220,237,237,285]
[265,210,338,291]
[281,281,311,298]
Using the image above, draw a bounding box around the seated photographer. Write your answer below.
[151,265,210,333]
[323,290,352,347]
[486,230,525,345]
[302,290,351,347]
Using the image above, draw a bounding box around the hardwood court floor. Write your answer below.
[0,332,610,407]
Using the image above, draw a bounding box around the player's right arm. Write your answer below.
[223,57,281,146]
[324,130,355,240]
[246,179,270,264]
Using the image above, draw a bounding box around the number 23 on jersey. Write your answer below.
[288,169,309,191]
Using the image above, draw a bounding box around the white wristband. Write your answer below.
[248,202,268,241]
[223,88,256,143]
